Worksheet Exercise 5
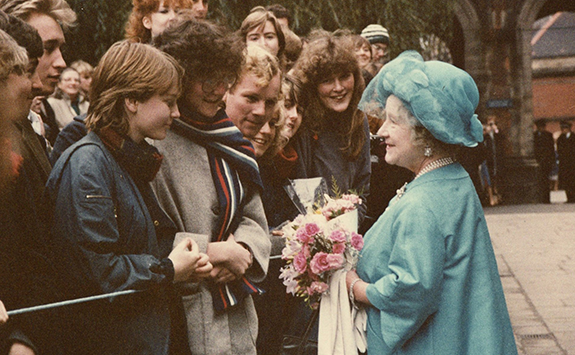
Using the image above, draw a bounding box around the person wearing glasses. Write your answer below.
[153,16,271,355]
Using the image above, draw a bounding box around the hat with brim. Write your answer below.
[359,50,483,147]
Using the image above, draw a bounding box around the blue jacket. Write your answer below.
[357,163,517,355]
[45,132,183,354]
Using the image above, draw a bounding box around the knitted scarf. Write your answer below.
[97,127,163,182]
[170,107,264,312]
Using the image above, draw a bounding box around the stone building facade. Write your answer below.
[451,0,575,204]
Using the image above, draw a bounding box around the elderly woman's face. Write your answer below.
[317,72,354,113]
[377,95,422,172]
[246,21,280,56]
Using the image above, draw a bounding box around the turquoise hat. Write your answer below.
[359,50,483,147]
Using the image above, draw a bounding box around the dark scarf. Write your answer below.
[170,106,264,312]
[97,127,163,182]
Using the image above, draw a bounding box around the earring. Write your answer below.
[424,145,432,157]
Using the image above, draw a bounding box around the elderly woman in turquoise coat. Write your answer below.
[346,51,518,354]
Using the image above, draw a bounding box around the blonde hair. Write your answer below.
[0,28,28,81]
[70,59,93,76]
[0,0,76,29]
[85,41,183,135]
[232,44,281,92]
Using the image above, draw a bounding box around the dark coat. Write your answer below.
[534,130,555,174]
[557,132,575,190]
[49,113,87,165]
[0,117,62,354]
[45,132,189,355]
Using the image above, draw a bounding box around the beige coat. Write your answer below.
[47,94,89,130]
[152,130,271,355]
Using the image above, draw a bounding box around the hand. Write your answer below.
[169,238,204,283]
[8,343,35,355]
[271,230,284,237]
[30,96,44,114]
[0,301,7,325]
[209,265,238,284]
[223,234,252,277]
[189,253,213,282]
[207,234,252,278]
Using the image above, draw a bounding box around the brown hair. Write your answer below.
[291,29,366,159]
[85,41,183,135]
[153,14,243,88]
[239,6,286,67]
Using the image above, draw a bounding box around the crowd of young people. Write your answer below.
[0,1,517,354]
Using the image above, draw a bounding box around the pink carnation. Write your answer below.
[305,222,321,236]
[326,253,344,269]
[296,227,314,244]
[307,281,329,295]
[332,242,346,254]
[329,230,347,243]
[293,251,308,273]
[310,252,330,274]
[351,232,364,250]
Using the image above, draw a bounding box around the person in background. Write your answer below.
[265,3,290,28]
[153,17,271,355]
[483,114,503,204]
[187,0,208,19]
[239,6,286,69]
[47,67,88,130]
[347,50,517,355]
[353,34,374,86]
[125,0,186,43]
[360,23,389,77]
[283,26,302,72]
[1,0,76,146]
[533,120,555,204]
[557,120,575,203]
[69,60,93,99]
[46,40,211,355]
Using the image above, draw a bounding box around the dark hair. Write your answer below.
[291,29,366,159]
[265,3,290,23]
[154,14,244,91]
[0,10,42,59]
[283,27,301,71]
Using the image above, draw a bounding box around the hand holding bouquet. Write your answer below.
[280,194,364,309]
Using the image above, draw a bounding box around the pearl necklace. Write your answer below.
[395,157,454,200]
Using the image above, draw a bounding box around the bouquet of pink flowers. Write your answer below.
[280,197,364,308]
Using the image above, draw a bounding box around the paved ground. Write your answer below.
[485,191,575,354]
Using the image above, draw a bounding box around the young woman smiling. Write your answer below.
[291,29,371,224]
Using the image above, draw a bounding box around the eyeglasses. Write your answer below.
[201,75,236,94]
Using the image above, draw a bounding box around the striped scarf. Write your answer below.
[170,108,264,312]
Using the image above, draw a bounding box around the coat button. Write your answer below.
[154,220,160,227]
[211,205,220,215]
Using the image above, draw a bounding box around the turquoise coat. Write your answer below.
[357,163,517,354]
